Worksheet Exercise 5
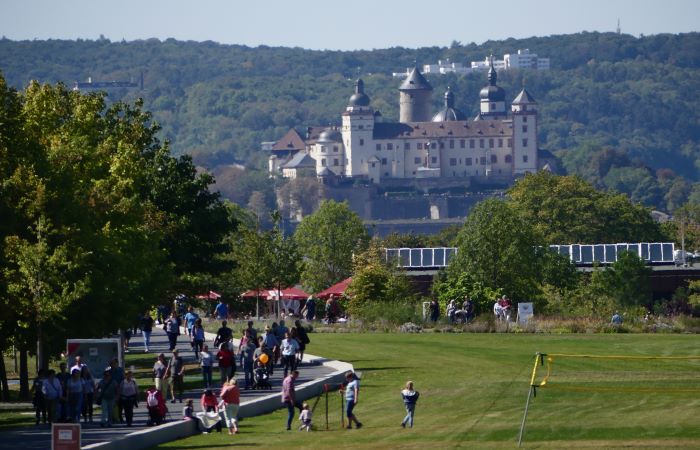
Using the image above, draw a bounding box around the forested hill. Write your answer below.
[1,32,700,212]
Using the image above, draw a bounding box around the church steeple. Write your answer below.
[478,55,507,120]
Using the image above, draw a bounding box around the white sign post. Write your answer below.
[517,303,534,326]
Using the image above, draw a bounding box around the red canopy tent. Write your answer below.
[316,277,352,299]
[240,287,310,317]
[195,290,222,300]
[241,287,310,300]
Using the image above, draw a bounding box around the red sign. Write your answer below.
[52,423,81,450]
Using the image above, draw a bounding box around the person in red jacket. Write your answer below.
[216,343,235,385]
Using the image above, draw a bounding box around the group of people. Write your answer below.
[32,356,143,429]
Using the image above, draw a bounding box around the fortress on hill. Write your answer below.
[269,59,551,186]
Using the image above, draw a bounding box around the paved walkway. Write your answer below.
[0,323,333,449]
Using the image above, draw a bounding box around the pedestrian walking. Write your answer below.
[96,369,117,428]
[168,349,185,403]
[217,343,235,385]
[81,366,95,423]
[141,310,154,352]
[341,371,362,429]
[281,370,300,431]
[66,368,84,423]
[220,378,240,435]
[200,344,213,388]
[400,381,420,428]
[164,312,180,351]
[117,370,138,427]
[31,369,47,425]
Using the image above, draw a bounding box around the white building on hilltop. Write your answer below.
[269,60,541,185]
[472,49,550,71]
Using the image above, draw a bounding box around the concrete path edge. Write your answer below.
[82,328,353,450]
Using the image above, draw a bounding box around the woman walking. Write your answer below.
[96,370,117,428]
[219,379,240,435]
[118,370,139,427]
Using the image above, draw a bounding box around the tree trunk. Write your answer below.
[37,323,48,372]
[0,355,8,402]
[19,346,29,401]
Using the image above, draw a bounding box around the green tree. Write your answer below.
[294,200,369,293]
[508,172,663,243]
[346,240,414,319]
[598,251,652,308]
[446,199,546,301]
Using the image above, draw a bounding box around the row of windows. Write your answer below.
[374,138,519,151]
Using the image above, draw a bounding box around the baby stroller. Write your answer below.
[253,363,272,390]
[145,388,168,426]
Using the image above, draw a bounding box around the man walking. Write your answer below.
[281,370,300,430]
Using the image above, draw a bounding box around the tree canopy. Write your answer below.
[294,200,369,293]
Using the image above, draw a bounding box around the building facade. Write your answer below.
[270,61,540,185]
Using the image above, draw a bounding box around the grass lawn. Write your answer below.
[151,332,700,449]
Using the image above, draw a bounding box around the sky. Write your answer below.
[1,0,697,50]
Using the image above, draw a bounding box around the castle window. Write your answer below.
[431,142,437,149]
[387,143,394,150]
[498,139,503,147]
[321,158,327,167]
[507,138,512,147]
[404,142,410,150]
[439,142,445,149]
[381,158,387,165]
[359,138,364,146]
[523,116,528,123]
[460,139,465,148]
[470,140,475,149]
[371,162,376,168]
[376,144,381,150]
[505,154,512,163]
[479,139,484,148]
[480,157,486,165]
[417,143,423,150]
[490,103,496,111]
[333,146,338,152]
[449,140,454,149]
[522,138,528,147]
[489,139,494,148]
[414,157,421,164]
[449,158,457,166]
[359,125,364,129]
[431,156,438,164]
[523,155,529,163]
[334,158,339,166]
[491,154,497,163]
[466,158,472,166]
[522,125,528,133]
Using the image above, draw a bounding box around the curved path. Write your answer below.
[0,323,347,450]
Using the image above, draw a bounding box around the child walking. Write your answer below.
[298,402,312,431]
[400,381,420,428]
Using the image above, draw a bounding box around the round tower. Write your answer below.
[399,66,433,123]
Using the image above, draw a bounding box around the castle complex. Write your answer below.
[269,61,542,185]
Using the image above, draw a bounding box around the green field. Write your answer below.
[152,333,700,449]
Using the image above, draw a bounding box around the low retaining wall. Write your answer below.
[83,328,353,450]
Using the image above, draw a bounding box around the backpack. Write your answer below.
[147,390,159,407]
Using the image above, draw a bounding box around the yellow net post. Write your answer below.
[518,352,544,448]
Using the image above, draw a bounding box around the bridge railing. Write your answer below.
[384,243,676,269]
[549,242,675,265]
[384,247,457,268]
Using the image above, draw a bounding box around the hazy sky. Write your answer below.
[1,0,697,50]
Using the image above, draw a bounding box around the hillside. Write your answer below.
[1,32,699,212]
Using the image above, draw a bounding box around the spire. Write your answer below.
[488,54,497,86]
[444,86,455,108]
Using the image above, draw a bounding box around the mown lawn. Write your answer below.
[152,332,700,449]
